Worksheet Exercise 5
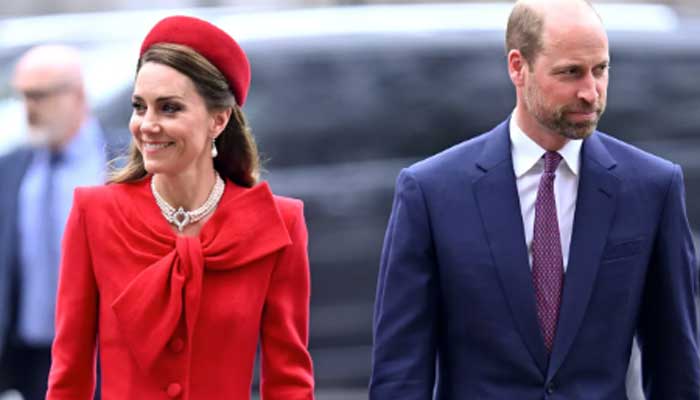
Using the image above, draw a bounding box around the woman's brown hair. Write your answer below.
[109,43,259,187]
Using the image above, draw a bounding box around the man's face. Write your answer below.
[522,21,610,140]
[13,69,81,148]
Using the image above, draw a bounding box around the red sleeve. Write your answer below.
[46,188,98,400]
[260,200,315,399]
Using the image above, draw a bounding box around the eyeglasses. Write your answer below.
[16,83,73,102]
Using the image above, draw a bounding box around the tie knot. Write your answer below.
[543,151,562,174]
[48,151,64,167]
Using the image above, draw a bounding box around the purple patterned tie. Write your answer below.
[532,151,564,353]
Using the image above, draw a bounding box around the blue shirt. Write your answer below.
[17,118,106,346]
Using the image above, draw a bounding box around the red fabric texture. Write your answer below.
[46,177,314,399]
[140,15,251,106]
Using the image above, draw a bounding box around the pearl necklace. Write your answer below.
[151,173,225,232]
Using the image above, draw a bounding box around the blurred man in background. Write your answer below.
[0,45,108,399]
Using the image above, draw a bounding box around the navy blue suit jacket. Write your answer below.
[0,149,32,358]
[370,120,700,399]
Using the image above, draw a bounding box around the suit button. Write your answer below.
[545,381,556,395]
[167,382,182,398]
[169,338,185,353]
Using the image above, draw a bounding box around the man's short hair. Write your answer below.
[505,0,598,67]
[505,3,545,67]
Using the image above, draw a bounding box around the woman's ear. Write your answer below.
[210,107,233,138]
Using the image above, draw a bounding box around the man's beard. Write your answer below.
[27,124,63,148]
[524,82,606,140]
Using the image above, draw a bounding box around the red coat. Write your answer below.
[46,177,314,399]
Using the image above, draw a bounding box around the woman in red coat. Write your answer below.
[46,16,314,399]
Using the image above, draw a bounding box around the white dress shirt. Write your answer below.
[509,114,582,271]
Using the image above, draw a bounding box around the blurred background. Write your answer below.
[0,1,699,399]
[1,0,700,17]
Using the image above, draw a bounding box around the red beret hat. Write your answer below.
[140,15,251,106]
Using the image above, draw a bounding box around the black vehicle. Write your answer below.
[1,4,699,395]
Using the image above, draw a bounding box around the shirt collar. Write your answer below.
[62,117,103,162]
[509,111,582,178]
[35,117,103,165]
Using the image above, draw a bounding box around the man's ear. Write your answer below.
[508,49,528,88]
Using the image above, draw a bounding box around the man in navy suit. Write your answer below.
[0,45,115,400]
[370,0,700,399]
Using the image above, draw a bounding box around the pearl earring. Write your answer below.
[211,138,218,158]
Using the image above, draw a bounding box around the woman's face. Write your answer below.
[129,62,227,178]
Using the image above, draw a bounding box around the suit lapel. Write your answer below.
[547,132,619,380]
[473,122,549,374]
[0,148,33,213]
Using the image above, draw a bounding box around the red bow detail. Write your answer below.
[111,182,291,374]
